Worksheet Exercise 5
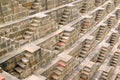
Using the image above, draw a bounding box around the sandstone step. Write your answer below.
[17,62,26,69]
[14,67,23,74]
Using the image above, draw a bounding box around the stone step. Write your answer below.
[98,56,105,60]
[24,35,32,40]
[59,39,67,43]
[82,48,89,51]
[17,62,26,69]
[21,57,29,64]
[79,53,86,58]
[32,19,40,23]
[59,21,67,25]
[97,59,103,63]
[25,31,34,35]
[29,27,36,31]
[82,71,89,76]
[31,23,38,27]
[63,33,70,36]
[63,11,70,15]
[102,72,108,76]
[11,71,20,78]
[53,70,62,76]
[84,67,91,73]
[55,45,63,50]
[61,36,69,40]
[62,15,69,18]
[14,67,23,74]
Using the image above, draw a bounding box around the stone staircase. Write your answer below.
[55,31,70,51]
[59,8,71,27]
[79,39,91,58]
[99,71,108,80]
[108,33,119,46]
[80,2,88,13]
[107,15,116,28]
[110,52,120,67]
[115,73,120,80]
[95,8,105,22]
[96,47,108,63]
[23,18,39,41]
[12,52,32,79]
[80,18,91,33]
[31,0,42,13]
[95,0,103,7]
[96,25,107,41]
[80,66,91,80]
[106,2,114,13]
[49,61,66,80]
